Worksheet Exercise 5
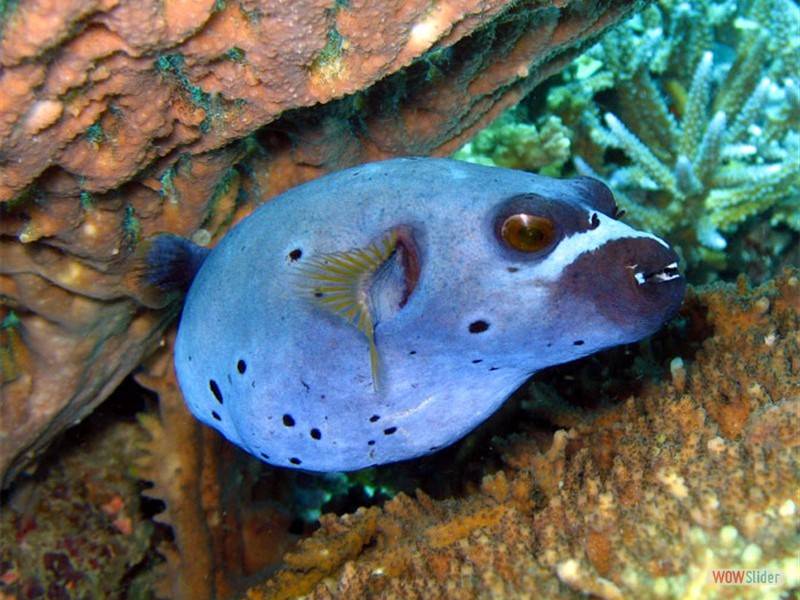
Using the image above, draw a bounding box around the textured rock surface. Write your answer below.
[0,0,640,486]
[1,268,796,597]
[0,385,154,598]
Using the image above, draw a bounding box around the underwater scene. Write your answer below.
[0,0,798,598]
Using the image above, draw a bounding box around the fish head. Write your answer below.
[398,175,686,373]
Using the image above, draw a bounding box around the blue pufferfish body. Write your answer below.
[148,158,685,472]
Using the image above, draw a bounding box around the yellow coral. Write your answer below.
[244,269,799,599]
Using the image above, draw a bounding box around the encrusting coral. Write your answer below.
[0,383,155,597]
[2,269,797,598]
[0,0,642,487]
[245,269,799,600]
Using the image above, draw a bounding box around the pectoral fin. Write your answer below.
[294,230,400,391]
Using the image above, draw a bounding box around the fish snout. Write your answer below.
[606,236,686,334]
[622,237,686,316]
[559,236,686,340]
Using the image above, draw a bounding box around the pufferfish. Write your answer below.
[145,157,685,472]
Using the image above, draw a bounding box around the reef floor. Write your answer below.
[1,269,798,599]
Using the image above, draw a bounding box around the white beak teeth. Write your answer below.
[635,261,681,286]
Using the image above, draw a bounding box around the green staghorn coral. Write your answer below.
[457,0,799,280]
[551,0,799,272]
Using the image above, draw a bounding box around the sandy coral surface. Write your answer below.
[3,269,795,599]
[0,0,639,487]
[245,270,800,600]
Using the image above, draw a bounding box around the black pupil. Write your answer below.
[519,225,544,244]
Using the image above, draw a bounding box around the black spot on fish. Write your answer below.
[260,452,270,460]
[573,340,585,346]
[507,267,519,273]
[283,414,295,427]
[368,440,376,446]
[211,411,221,421]
[289,457,302,465]
[384,427,397,435]
[314,292,323,298]
[408,350,417,355]
[472,359,483,364]
[588,212,600,230]
[310,428,321,440]
[237,359,247,374]
[209,380,223,404]
[489,366,499,371]
[469,320,490,333]
[370,415,380,422]
[289,248,302,261]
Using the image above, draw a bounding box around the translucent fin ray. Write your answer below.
[295,230,398,391]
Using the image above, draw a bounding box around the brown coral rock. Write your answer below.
[247,270,800,599]
[0,389,153,598]
[1,0,587,199]
[0,0,640,487]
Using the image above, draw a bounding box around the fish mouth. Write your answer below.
[617,239,686,328]
[631,261,682,286]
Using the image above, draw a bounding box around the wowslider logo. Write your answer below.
[709,569,784,586]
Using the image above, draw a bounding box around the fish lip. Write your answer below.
[631,261,682,286]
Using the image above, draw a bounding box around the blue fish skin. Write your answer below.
[164,157,685,471]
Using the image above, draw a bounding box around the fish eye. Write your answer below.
[500,213,556,253]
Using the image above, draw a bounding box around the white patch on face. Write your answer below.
[534,212,669,282]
